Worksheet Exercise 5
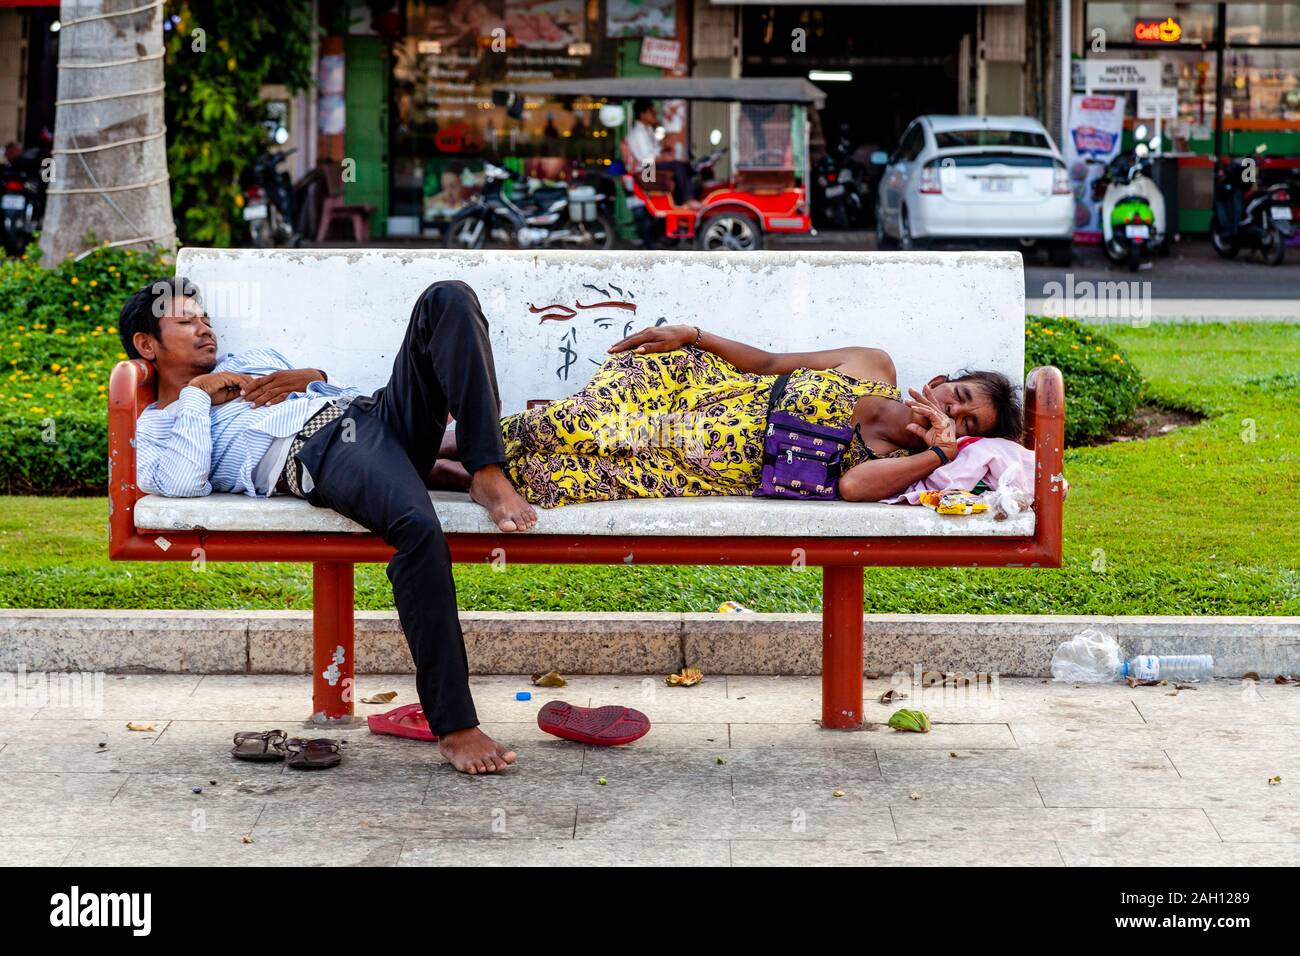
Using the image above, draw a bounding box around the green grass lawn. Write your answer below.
[1,322,1296,615]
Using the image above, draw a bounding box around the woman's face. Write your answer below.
[920,378,997,438]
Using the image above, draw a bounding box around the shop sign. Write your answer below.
[1137,89,1179,120]
[1082,59,1162,92]
[1133,17,1182,44]
[640,37,680,70]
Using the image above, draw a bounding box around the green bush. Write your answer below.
[0,245,172,494]
[1024,315,1143,446]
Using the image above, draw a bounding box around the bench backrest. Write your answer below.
[172,249,1025,413]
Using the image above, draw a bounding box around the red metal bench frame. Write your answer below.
[108,360,1065,729]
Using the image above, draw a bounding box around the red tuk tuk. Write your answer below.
[494,77,825,250]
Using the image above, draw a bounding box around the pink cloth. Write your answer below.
[882,437,1037,505]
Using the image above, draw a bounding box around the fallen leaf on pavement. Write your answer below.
[909,791,921,801]
[360,691,398,704]
[1268,776,1282,786]
[1244,671,1261,681]
[125,722,156,732]
[531,670,567,688]
[1125,677,1161,688]
[1174,683,1198,691]
[878,689,908,704]
[888,709,932,733]
[1275,675,1299,685]
[665,667,704,687]
[242,836,255,844]
[832,790,845,798]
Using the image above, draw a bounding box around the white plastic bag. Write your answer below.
[1050,628,1121,683]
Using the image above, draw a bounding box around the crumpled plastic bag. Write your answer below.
[1051,628,1121,683]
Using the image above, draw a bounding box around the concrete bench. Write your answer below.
[108,249,1065,729]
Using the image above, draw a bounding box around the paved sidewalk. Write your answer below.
[2,673,1297,866]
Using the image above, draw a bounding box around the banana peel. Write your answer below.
[887,709,932,734]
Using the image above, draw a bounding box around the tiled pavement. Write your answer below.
[2,673,1297,866]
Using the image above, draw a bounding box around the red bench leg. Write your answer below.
[821,564,864,729]
[312,561,355,724]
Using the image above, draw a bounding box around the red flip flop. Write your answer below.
[367,702,437,742]
[537,700,651,746]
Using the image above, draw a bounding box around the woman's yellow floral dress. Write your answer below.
[500,346,908,508]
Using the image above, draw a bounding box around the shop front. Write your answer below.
[1078,1,1300,232]
[330,0,692,238]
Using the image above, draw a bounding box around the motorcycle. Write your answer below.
[243,122,300,247]
[1090,140,1166,272]
[444,162,615,250]
[814,133,870,230]
[1,145,49,256]
[1211,157,1293,265]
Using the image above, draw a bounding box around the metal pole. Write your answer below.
[1060,0,1072,149]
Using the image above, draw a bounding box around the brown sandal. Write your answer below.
[284,737,343,770]
[231,730,288,762]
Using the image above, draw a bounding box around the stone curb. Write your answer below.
[2,610,1298,678]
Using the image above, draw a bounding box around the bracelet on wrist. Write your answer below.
[929,445,950,466]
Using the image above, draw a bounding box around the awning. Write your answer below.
[495,77,827,108]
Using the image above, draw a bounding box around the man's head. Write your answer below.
[632,98,657,126]
[919,370,1023,441]
[118,277,218,374]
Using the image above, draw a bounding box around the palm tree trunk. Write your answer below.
[38,0,176,264]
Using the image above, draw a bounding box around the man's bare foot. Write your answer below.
[437,726,517,774]
[468,464,537,531]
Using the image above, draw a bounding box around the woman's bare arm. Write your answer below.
[608,324,894,379]
[840,452,945,502]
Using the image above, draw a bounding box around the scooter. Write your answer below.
[1211,157,1293,265]
[814,130,870,230]
[243,144,299,248]
[1,144,49,256]
[444,162,615,250]
[1091,138,1166,272]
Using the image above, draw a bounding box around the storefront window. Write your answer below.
[1222,49,1300,122]
[1085,3,1218,47]
[391,0,621,227]
[1226,4,1300,45]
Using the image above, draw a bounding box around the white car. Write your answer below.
[873,115,1075,265]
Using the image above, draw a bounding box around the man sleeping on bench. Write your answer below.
[120,277,1022,774]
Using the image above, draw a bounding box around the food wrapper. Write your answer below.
[918,489,988,516]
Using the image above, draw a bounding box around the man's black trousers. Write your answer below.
[291,280,507,736]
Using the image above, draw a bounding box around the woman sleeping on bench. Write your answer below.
[433,324,1024,508]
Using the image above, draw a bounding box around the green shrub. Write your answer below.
[0,245,172,494]
[1024,315,1142,446]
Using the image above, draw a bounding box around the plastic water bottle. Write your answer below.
[1121,654,1214,682]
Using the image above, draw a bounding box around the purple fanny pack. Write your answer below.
[755,374,856,500]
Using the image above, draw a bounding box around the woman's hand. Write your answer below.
[905,384,958,462]
[608,324,696,355]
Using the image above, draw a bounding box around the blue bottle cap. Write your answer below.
[516,691,532,701]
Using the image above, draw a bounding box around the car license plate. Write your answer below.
[242,203,268,221]
[980,178,1012,193]
[1125,224,1150,239]
[1,194,25,212]
[1272,206,1292,221]
[824,184,845,198]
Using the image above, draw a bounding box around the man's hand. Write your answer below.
[904,384,958,462]
[240,369,326,408]
[608,324,696,355]
[188,371,254,406]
